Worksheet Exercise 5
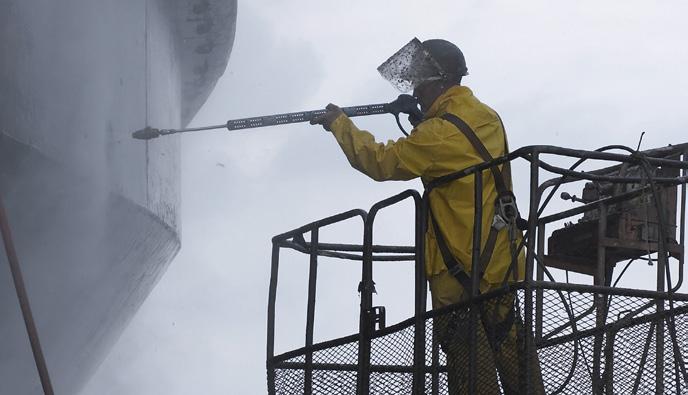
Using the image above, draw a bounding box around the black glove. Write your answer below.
[407,113,422,127]
[310,103,344,132]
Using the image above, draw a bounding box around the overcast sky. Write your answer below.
[83,1,688,393]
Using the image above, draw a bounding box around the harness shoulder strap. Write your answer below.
[429,112,514,290]
[495,114,513,188]
[428,207,473,292]
[440,113,510,196]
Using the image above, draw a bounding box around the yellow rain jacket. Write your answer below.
[330,85,524,288]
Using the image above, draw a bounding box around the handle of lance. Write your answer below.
[224,103,389,131]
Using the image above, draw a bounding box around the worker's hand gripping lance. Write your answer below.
[132,94,423,140]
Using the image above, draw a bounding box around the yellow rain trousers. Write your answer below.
[329,85,543,394]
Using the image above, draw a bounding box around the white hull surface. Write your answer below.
[0,1,236,393]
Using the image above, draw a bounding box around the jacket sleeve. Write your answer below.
[329,114,480,181]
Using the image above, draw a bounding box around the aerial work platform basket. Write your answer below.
[266,144,688,394]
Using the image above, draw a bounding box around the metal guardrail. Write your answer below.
[266,144,688,394]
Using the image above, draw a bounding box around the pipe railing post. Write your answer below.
[535,222,545,341]
[266,242,281,395]
[593,203,608,394]
[304,228,319,394]
[656,216,666,395]
[674,150,687,293]
[357,215,375,395]
[680,151,687,287]
[412,193,427,395]
[523,152,540,394]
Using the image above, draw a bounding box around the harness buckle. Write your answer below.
[492,214,508,231]
[496,193,519,224]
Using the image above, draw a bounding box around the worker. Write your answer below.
[311,38,544,394]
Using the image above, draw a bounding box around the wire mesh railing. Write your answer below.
[270,284,688,394]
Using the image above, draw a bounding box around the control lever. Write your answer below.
[560,192,590,204]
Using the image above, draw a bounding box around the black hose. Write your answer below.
[534,256,588,394]
[393,114,409,137]
[537,145,636,218]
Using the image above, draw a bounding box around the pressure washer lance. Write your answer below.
[132,94,423,140]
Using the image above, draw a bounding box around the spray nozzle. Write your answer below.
[132,127,162,140]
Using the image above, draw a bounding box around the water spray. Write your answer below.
[132,94,423,140]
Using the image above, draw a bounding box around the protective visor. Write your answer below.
[377,38,448,93]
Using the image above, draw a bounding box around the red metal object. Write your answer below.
[0,198,54,395]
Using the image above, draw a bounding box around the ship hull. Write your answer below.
[0,0,236,393]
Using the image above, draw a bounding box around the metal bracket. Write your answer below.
[358,280,377,295]
[368,306,386,331]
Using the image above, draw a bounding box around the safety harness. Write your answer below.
[428,113,523,348]
[428,113,522,292]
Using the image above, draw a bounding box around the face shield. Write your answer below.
[377,38,448,93]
